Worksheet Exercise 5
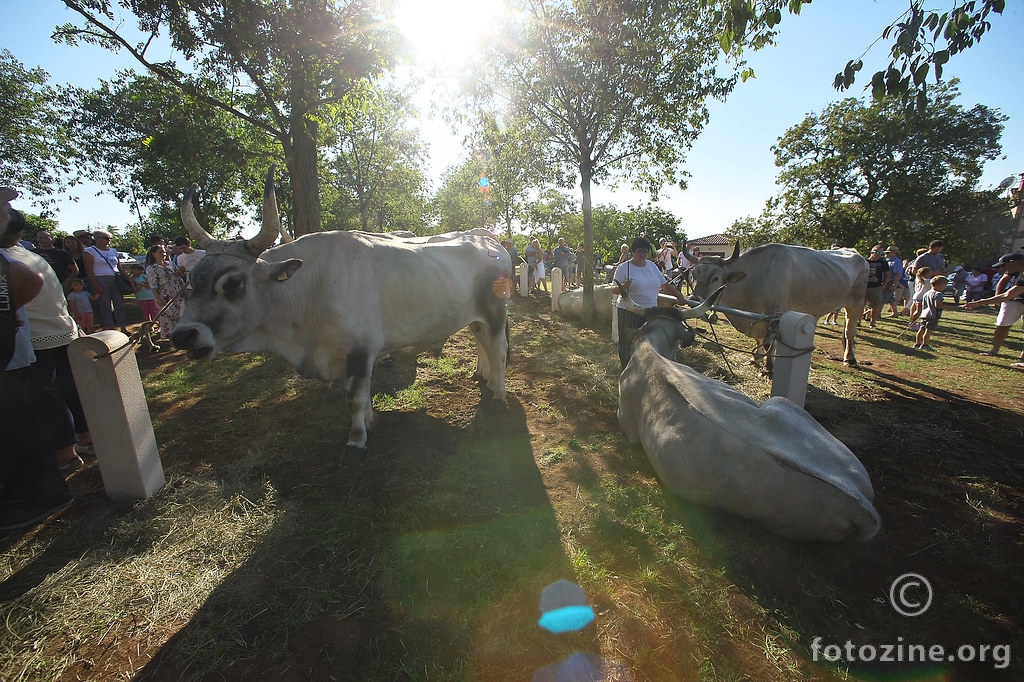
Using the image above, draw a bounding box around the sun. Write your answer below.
[393,0,505,68]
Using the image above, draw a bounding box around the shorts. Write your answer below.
[994,300,1024,327]
[865,286,883,308]
[882,288,895,304]
[920,316,939,331]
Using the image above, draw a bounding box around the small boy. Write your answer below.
[129,263,159,321]
[66,278,95,333]
[914,275,955,352]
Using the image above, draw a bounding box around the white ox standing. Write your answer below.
[685,242,868,367]
[171,168,512,449]
[615,287,881,542]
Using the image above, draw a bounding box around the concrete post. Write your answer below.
[551,267,563,312]
[770,311,816,408]
[611,304,619,343]
[519,263,529,297]
[67,331,165,501]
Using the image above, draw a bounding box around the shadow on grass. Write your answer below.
[124,363,588,680]
[655,386,1024,681]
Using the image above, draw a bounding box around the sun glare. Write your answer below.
[394,0,504,68]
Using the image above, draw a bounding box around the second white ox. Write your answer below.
[556,283,618,320]
[616,287,881,542]
[685,242,868,367]
[171,168,512,449]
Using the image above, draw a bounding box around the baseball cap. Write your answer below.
[993,252,1024,268]
[73,229,93,238]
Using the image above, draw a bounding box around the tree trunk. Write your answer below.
[288,80,322,237]
[580,166,595,324]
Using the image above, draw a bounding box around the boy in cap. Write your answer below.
[965,253,1024,368]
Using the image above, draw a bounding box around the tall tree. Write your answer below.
[769,80,1006,252]
[525,190,578,250]
[56,0,398,235]
[68,73,274,236]
[465,113,550,239]
[0,50,70,204]
[326,83,428,232]
[477,0,735,321]
[430,158,498,234]
[715,0,1006,109]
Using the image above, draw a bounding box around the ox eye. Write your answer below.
[219,275,246,301]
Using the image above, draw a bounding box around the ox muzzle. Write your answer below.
[171,324,216,360]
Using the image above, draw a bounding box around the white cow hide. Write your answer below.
[618,319,881,542]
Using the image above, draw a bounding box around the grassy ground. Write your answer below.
[0,295,1021,681]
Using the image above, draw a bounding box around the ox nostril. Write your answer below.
[171,327,198,349]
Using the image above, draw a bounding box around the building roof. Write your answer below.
[687,233,731,246]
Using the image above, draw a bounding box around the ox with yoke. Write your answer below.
[172,168,512,449]
[684,242,868,369]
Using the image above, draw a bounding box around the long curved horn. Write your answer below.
[246,165,282,256]
[613,280,646,316]
[678,285,724,320]
[681,240,696,262]
[722,241,740,265]
[278,225,293,244]
[180,184,216,249]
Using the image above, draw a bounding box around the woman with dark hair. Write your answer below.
[612,237,688,369]
[145,244,185,342]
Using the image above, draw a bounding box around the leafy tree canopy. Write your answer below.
[0,50,72,204]
[55,0,399,235]
[715,0,1006,109]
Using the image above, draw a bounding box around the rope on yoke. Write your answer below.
[92,285,187,360]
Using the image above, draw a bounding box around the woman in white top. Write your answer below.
[83,230,128,333]
[613,237,688,369]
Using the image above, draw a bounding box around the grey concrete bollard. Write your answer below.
[67,331,165,501]
[519,263,529,297]
[770,311,816,408]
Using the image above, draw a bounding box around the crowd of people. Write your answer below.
[511,233,1023,371]
[1,187,207,531]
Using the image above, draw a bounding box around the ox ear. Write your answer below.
[258,258,303,283]
[726,271,745,284]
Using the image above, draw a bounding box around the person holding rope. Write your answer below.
[614,237,688,369]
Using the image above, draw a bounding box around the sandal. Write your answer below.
[978,351,998,357]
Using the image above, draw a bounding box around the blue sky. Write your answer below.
[7,1,1023,238]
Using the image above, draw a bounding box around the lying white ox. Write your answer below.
[171,167,512,449]
[616,286,881,542]
[556,283,617,319]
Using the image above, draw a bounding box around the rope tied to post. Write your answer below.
[92,286,187,359]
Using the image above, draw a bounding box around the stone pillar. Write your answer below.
[770,311,816,408]
[551,267,563,312]
[67,331,165,500]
